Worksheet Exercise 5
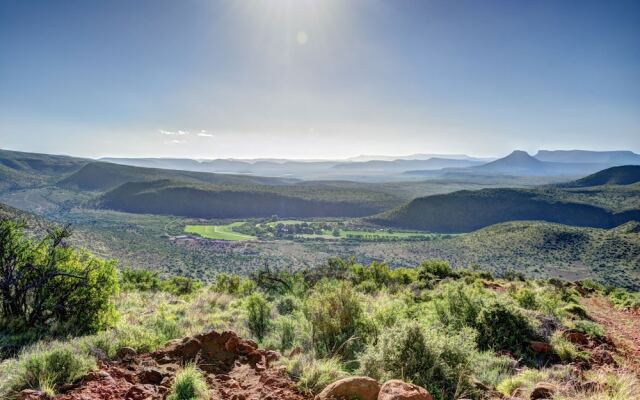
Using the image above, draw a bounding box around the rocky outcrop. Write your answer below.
[54,330,309,400]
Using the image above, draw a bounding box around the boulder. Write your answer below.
[315,376,381,400]
[125,384,159,400]
[378,380,432,400]
[530,383,555,399]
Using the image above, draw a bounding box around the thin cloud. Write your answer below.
[164,139,187,144]
[197,131,213,137]
[159,129,189,136]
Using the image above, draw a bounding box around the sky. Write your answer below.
[1,0,639,159]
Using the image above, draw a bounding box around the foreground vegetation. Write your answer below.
[1,221,639,399]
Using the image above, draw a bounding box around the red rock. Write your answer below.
[116,347,137,361]
[138,368,164,384]
[563,331,589,346]
[529,341,553,353]
[19,389,49,400]
[378,380,432,400]
[125,384,157,400]
[315,376,380,400]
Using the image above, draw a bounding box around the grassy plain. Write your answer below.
[185,222,256,241]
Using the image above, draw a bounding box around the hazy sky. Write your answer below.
[1,0,639,159]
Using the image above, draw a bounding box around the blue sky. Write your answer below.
[1,0,639,159]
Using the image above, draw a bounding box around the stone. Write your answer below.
[563,331,589,346]
[315,376,381,400]
[378,380,432,400]
[125,384,157,400]
[138,367,164,385]
[529,341,553,353]
[116,346,137,361]
[530,383,555,399]
[19,390,49,400]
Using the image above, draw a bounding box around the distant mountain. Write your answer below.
[332,158,484,172]
[535,150,640,165]
[346,153,491,162]
[370,187,640,233]
[562,165,640,187]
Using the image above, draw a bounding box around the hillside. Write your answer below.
[562,165,640,187]
[97,179,402,218]
[0,149,88,191]
[59,161,296,191]
[370,187,640,233]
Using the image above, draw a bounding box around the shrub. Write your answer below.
[304,281,366,359]
[264,316,297,352]
[120,268,162,291]
[167,365,208,400]
[0,220,119,337]
[358,322,478,400]
[475,300,538,354]
[162,276,202,296]
[245,293,271,341]
[572,320,604,338]
[561,303,589,319]
[212,273,242,294]
[512,288,538,310]
[0,342,95,396]
[608,288,640,310]
[550,332,587,362]
[276,295,298,315]
[286,355,348,395]
[418,260,458,283]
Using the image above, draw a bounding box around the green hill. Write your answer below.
[370,187,640,233]
[562,165,640,187]
[96,179,402,218]
[0,149,88,191]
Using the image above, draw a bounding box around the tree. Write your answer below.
[0,220,119,336]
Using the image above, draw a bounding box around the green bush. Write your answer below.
[358,322,478,400]
[475,301,538,353]
[608,288,640,310]
[276,295,298,315]
[304,281,366,359]
[0,342,95,396]
[572,320,605,338]
[512,288,538,310]
[167,365,208,400]
[286,355,348,395]
[120,268,162,291]
[245,293,271,341]
[162,276,202,296]
[0,220,119,337]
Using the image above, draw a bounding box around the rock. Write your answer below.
[225,335,240,352]
[116,346,137,361]
[529,341,552,353]
[138,367,164,384]
[378,380,432,400]
[530,383,555,399]
[85,370,116,384]
[19,389,49,400]
[315,376,381,400]
[590,349,617,366]
[563,331,589,346]
[177,337,202,359]
[125,384,157,400]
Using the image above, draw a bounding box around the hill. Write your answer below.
[562,165,640,187]
[96,179,402,218]
[0,149,88,191]
[59,161,295,191]
[370,187,640,233]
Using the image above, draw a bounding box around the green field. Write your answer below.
[185,222,256,241]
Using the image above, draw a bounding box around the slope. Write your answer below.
[96,179,402,218]
[561,165,640,187]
